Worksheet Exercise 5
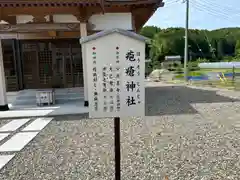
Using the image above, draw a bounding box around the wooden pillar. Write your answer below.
[75,8,95,107]
[0,39,9,111]
[12,39,19,90]
[80,22,89,107]
[131,11,137,32]
[131,7,147,32]
[69,43,74,87]
[13,39,24,90]
[62,51,66,87]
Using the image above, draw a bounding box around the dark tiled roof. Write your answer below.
[0,0,99,7]
[0,0,162,7]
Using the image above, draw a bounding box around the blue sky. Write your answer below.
[146,0,240,30]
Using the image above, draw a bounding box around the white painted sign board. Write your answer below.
[80,29,146,118]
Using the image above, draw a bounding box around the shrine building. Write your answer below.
[0,0,163,110]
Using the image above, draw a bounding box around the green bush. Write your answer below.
[188,65,200,71]
[173,63,178,68]
[190,67,200,71]
[175,67,183,74]
[175,74,184,79]
[196,58,210,63]
[189,71,204,76]
[188,61,200,71]
[168,64,175,71]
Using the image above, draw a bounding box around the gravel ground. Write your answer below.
[0,119,10,127]
[1,84,240,180]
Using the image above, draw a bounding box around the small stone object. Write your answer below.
[36,89,55,106]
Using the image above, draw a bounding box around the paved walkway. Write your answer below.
[0,88,88,119]
[0,117,53,171]
[0,83,240,179]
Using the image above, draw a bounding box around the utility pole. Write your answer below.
[184,0,189,81]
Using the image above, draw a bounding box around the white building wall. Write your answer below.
[53,15,79,23]
[16,15,50,23]
[89,13,132,30]
[16,15,34,23]
[0,20,8,24]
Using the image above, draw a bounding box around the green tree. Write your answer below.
[235,40,240,57]
[217,38,224,59]
[140,26,161,39]
[139,26,240,71]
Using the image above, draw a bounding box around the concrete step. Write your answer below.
[15,93,84,100]
[7,88,85,106]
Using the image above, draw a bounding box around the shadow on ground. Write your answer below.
[54,113,89,121]
[145,86,239,116]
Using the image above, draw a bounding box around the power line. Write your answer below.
[162,0,240,26]
[152,0,240,62]
[191,0,240,25]
[154,1,206,57]
[163,0,181,8]
[203,30,217,58]
[188,2,217,57]
[168,1,206,57]
[188,32,205,57]
[151,0,227,60]
[200,0,240,15]
[190,0,239,58]
[165,0,180,4]
[190,0,240,58]
[192,1,234,20]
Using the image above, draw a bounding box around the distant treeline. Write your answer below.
[140,26,240,69]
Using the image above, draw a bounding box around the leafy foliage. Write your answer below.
[141,26,240,70]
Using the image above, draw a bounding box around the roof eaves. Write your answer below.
[80,28,149,44]
[104,0,163,6]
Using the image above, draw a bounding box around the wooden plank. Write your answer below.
[1,6,130,16]
[0,31,102,40]
[0,23,80,32]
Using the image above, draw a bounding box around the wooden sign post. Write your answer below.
[80,28,147,179]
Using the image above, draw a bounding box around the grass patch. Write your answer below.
[197,68,240,73]
[174,68,240,81]
[190,79,240,90]
[189,71,204,76]
[174,71,204,79]
[171,67,240,90]
[175,74,184,78]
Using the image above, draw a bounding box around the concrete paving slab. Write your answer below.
[0,155,15,170]
[0,104,88,119]
[0,133,10,142]
[0,132,38,152]
[22,118,53,131]
[0,119,30,132]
